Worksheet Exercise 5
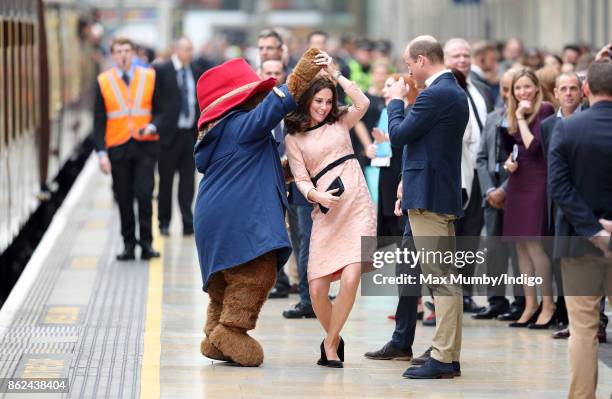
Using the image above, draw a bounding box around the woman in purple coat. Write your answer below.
[503,68,555,328]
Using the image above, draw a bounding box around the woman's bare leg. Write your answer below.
[324,263,361,361]
[526,241,556,324]
[309,275,333,333]
[516,242,538,323]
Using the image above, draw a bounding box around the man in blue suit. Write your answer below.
[548,58,612,399]
[387,35,469,379]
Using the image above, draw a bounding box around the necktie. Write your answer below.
[122,72,130,87]
[179,67,190,118]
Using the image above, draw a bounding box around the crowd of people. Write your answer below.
[92,28,612,398]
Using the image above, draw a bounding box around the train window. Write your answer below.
[23,23,34,131]
[6,20,13,147]
[0,16,4,154]
[20,22,28,136]
[28,23,39,133]
[45,8,61,120]
[14,20,21,141]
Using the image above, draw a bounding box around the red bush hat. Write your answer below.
[197,58,276,130]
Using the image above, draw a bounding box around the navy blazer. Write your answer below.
[540,113,560,236]
[388,72,469,217]
[548,100,612,258]
[193,84,297,290]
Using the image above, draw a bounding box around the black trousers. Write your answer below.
[108,140,158,247]
[157,129,196,229]
[455,173,485,296]
[390,221,420,352]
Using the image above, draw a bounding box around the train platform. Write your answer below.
[0,155,611,399]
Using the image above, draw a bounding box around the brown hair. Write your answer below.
[507,68,544,133]
[536,66,560,108]
[472,40,496,58]
[285,77,348,134]
[407,36,444,65]
[390,73,418,105]
[587,59,612,96]
[110,37,135,53]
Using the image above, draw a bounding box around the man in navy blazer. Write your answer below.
[548,59,612,399]
[387,35,469,379]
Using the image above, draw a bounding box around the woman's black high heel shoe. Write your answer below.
[337,337,344,362]
[528,309,559,330]
[317,340,327,365]
[317,340,343,368]
[509,305,541,328]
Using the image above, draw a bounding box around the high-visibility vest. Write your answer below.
[98,66,158,148]
[348,59,371,92]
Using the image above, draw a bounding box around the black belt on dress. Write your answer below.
[311,154,357,186]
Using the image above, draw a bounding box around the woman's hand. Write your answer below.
[365,144,377,159]
[314,51,339,79]
[311,188,341,210]
[487,187,506,209]
[504,155,518,173]
[516,100,532,119]
[372,127,389,144]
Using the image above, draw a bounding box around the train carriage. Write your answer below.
[0,0,96,255]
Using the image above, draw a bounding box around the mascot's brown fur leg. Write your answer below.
[209,252,277,366]
[201,273,231,361]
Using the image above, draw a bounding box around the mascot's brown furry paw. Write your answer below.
[201,252,277,366]
[287,48,321,101]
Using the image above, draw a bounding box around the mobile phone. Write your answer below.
[511,144,519,162]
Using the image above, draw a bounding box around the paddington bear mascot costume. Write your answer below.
[194,48,321,366]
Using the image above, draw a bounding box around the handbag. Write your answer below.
[319,176,345,214]
[311,154,356,214]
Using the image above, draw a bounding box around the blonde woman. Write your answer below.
[503,68,556,328]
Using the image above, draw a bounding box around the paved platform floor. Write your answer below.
[161,229,612,399]
[0,155,611,398]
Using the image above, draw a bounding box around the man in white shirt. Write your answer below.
[444,38,494,313]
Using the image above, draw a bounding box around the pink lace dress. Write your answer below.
[285,82,377,281]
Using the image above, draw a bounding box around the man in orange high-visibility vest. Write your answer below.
[93,37,161,261]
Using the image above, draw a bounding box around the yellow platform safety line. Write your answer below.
[141,203,163,399]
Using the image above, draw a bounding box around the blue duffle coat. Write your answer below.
[193,85,297,290]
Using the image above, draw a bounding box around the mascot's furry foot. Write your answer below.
[200,337,232,362]
[201,272,231,361]
[202,252,276,367]
[209,324,264,367]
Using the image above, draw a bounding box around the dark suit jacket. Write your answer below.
[152,60,203,147]
[549,100,612,258]
[470,77,494,114]
[540,113,560,235]
[388,72,469,217]
[540,114,558,162]
[476,108,509,207]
